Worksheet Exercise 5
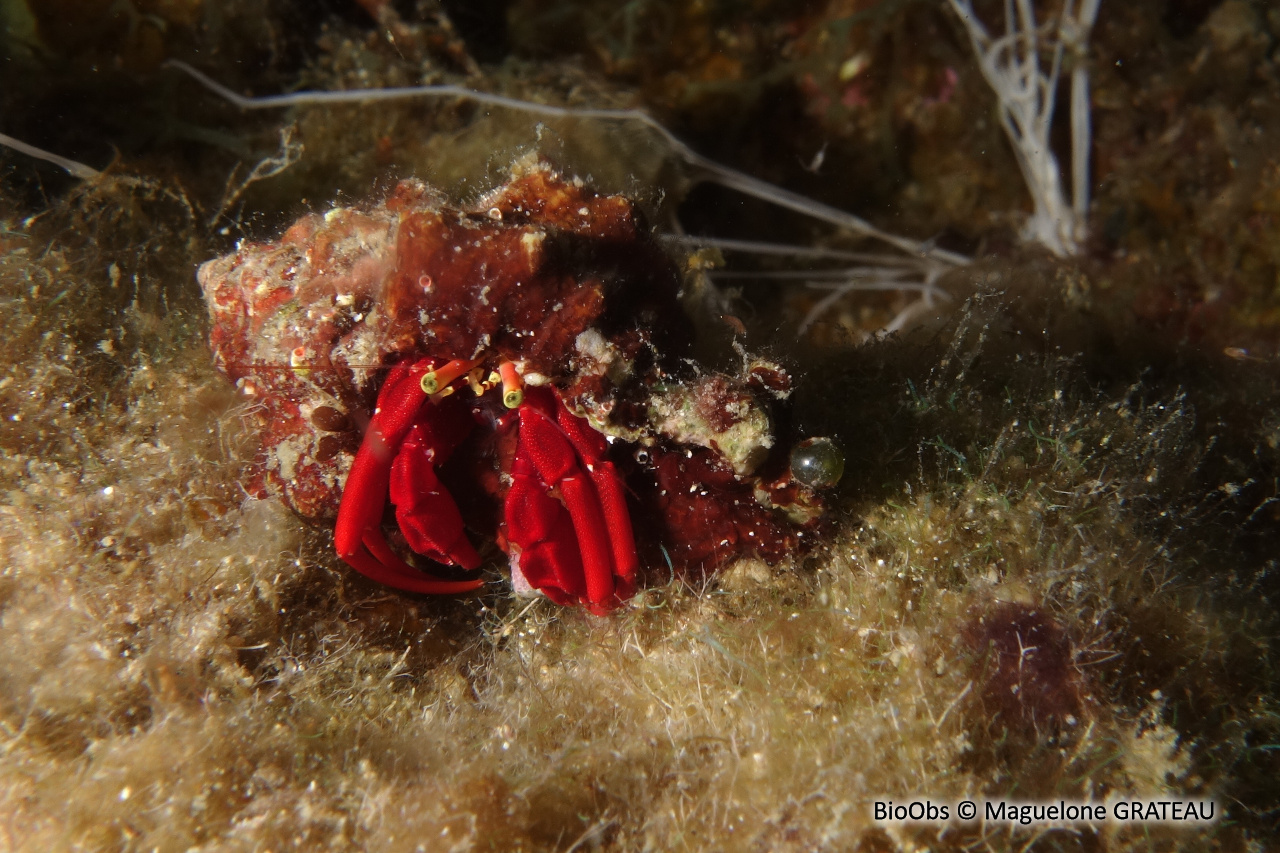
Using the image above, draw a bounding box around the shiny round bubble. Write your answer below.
[789,437,845,489]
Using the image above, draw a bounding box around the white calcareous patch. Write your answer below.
[274,440,302,482]
[574,328,634,385]
[520,230,545,259]
[647,379,773,476]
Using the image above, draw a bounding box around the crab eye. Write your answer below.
[790,437,844,489]
[633,448,651,465]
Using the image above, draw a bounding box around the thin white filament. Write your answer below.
[0,131,101,180]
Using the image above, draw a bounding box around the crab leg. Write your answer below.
[505,450,587,604]
[554,405,639,591]
[509,386,638,608]
[334,357,483,594]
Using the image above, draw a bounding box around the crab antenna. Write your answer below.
[164,60,967,268]
[0,131,101,180]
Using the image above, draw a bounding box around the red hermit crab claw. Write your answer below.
[333,358,483,595]
[334,356,638,609]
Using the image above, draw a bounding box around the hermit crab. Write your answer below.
[200,157,826,610]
